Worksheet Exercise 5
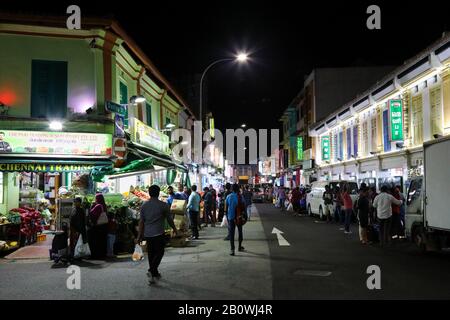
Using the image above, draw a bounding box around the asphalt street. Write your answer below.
[2,203,450,299]
[259,204,450,299]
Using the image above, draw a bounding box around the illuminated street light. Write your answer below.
[49,121,63,131]
[241,123,247,128]
[130,95,146,104]
[200,52,251,124]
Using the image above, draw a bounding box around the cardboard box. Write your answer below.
[170,199,187,216]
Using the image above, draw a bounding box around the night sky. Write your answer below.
[2,1,449,131]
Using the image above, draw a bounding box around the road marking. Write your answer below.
[271,227,290,246]
[294,270,332,277]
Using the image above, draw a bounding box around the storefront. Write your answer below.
[0,130,113,253]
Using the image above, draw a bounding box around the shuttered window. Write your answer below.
[346,127,352,160]
[411,94,423,145]
[371,117,377,152]
[362,121,368,156]
[338,131,343,160]
[353,125,358,157]
[31,60,67,118]
[383,109,391,152]
[430,86,443,136]
[120,81,128,127]
[146,102,152,127]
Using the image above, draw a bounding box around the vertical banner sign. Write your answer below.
[297,136,303,161]
[322,136,330,161]
[389,99,403,141]
[209,118,215,139]
[114,114,125,138]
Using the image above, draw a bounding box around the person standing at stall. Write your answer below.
[322,185,334,222]
[137,185,177,285]
[69,197,86,258]
[356,186,370,245]
[88,193,108,259]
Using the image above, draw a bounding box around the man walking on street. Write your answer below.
[187,185,201,240]
[291,187,302,215]
[137,185,178,285]
[226,184,246,256]
[373,185,403,247]
[222,183,233,240]
[278,187,286,211]
[243,185,253,221]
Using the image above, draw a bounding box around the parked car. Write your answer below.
[252,187,265,203]
[306,180,359,220]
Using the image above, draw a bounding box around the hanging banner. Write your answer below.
[0,130,112,156]
[321,136,330,161]
[114,114,125,138]
[389,99,403,141]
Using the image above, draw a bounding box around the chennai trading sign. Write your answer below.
[321,136,330,161]
[0,162,95,172]
[389,99,403,141]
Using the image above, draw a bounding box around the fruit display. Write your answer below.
[0,240,19,251]
[9,207,43,240]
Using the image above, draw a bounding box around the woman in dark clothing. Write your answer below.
[357,186,370,245]
[88,193,108,259]
[69,197,87,257]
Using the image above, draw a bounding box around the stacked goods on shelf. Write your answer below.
[9,207,42,245]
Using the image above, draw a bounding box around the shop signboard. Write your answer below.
[389,99,403,141]
[132,118,170,154]
[0,130,112,156]
[297,136,303,161]
[0,162,95,172]
[321,136,330,161]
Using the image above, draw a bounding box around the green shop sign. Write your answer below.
[322,136,330,161]
[0,162,95,172]
[297,136,303,161]
[389,99,403,141]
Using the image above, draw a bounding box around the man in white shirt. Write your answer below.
[373,185,403,247]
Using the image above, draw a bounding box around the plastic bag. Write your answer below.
[74,235,91,258]
[220,217,228,228]
[287,203,294,212]
[132,244,144,261]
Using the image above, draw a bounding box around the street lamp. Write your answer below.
[130,95,146,104]
[241,123,247,128]
[199,52,249,124]
[49,121,63,131]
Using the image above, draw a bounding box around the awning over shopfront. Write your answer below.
[332,165,344,176]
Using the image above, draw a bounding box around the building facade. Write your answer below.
[309,34,450,192]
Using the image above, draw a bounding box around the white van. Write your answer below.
[306,180,359,220]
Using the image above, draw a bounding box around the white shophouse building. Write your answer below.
[309,33,450,192]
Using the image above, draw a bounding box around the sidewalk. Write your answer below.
[0,206,273,300]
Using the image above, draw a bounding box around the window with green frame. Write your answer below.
[146,102,152,127]
[119,81,128,127]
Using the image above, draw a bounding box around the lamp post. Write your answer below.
[199,53,249,125]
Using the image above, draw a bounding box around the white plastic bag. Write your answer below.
[220,217,228,228]
[132,244,144,261]
[287,203,294,212]
[74,235,91,258]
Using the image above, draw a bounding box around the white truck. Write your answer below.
[405,136,450,252]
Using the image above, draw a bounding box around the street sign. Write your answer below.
[297,136,303,161]
[113,138,127,167]
[389,99,403,141]
[106,101,127,116]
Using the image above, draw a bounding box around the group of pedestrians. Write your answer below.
[69,193,118,260]
[274,186,308,214]
[326,183,406,247]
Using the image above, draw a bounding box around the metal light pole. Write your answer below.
[199,53,249,125]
